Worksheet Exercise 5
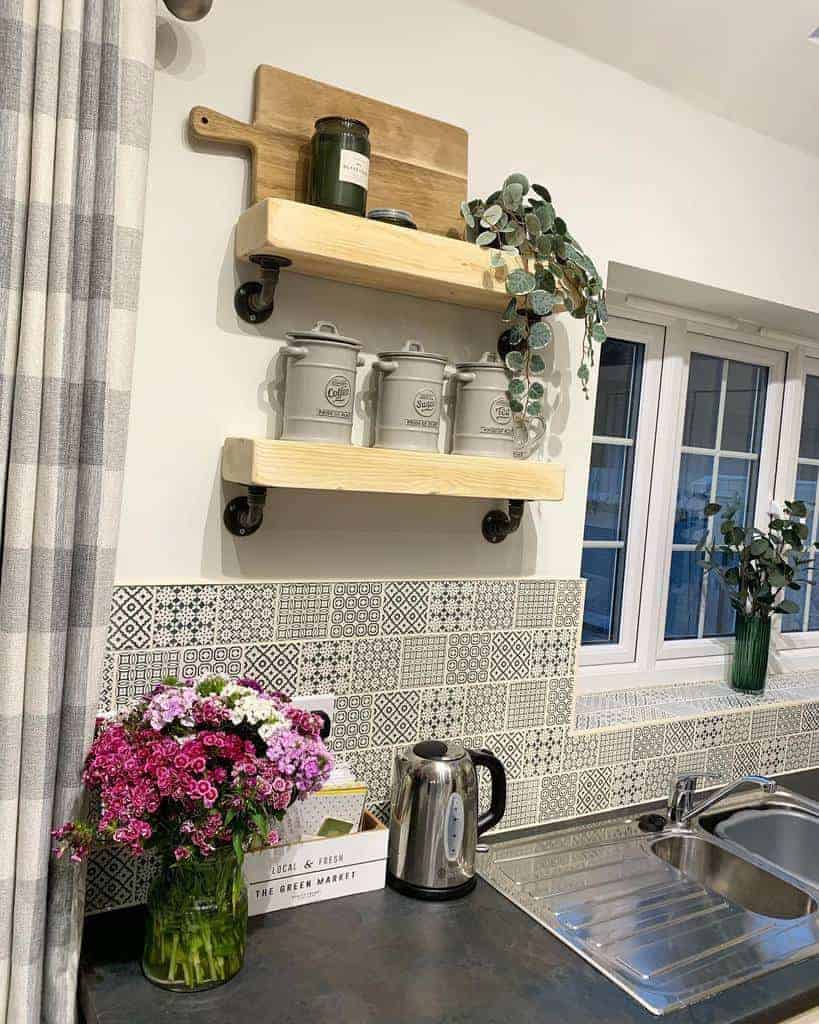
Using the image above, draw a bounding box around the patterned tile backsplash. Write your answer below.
[88,575,819,914]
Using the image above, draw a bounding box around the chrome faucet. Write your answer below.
[667,772,777,826]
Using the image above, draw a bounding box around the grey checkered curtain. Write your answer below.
[0,1,154,1021]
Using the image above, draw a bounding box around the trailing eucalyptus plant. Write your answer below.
[698,499,819,620]
[461,174,607,443]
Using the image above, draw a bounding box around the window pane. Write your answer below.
[715,457,755,524]
[581,547,623,644]
[721,362,767,453]
[666,550,701,639]
[782,462,818,633]
[799,375,819,459]
[703,551,736,637]
[593,339,643,439]
[584,444,632,542]
[682,353,722,448]
[673,453,713,544]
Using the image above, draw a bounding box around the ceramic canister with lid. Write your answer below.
[281,321,364,444]
[451,352,515,459]
[373,341,454,452]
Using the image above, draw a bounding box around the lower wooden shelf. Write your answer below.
[222,437,565,501]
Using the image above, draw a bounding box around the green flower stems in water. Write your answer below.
[143,848,248,991]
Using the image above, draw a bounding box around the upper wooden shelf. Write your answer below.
[222,437,565,502]
[235,199,565,314]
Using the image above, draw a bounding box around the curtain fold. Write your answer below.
[0,2,154,1020]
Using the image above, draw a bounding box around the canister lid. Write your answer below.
[377,339,448,363]
[285,320,362,348]
[367,208,417,229]
[456,351,507,371]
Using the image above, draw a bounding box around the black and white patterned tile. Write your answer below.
[611,762,645,806]
[506,679,548,731]
[419,686,466,738]
[802,703,819,732]
[446,632,491,685]
[473,579,516,632]
[597,728,633,765]
[693,716,724,749]
[562,732,599,772]
[643,756,677,798]
[330,582,382,639]
[705,745,735,779]
[345,745,395,803]
[777,706,804,736]
[298,640,354,694]
[350,636,401,692]
[115,649,180,709]
[108,586,153,650]
[428,580,475,633]
[787,733,811,770]
[631,724,665,761]
[664,720,695,754]
[464,683,507,735]
[546,678,573,726]
[523,726,565,775]
[554,580,583,629]
[733,741,762,776]
[530,629,576,678]
[400,634,447,688]
[576,767,612,814]
[490,630,532,681]
[330,694,373,751]
[750,707,779,740]
[277,583,331,641]
[216,583,277,644]
[514,579,556,630]
[153,585,217,648]
[180,645,243,681]
[758,735,788,775]
[483,731,526,778]
[372,690,420,746]
[499,778,542,829]
[676,750,708,774]
[381,580,429,635]
[539,773,578,821]
[721,712,751,745]
[244,642,300,695]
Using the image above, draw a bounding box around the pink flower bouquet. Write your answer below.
[52,676,334,864]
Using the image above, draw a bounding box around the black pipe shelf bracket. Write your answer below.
[224,486,268,537]
[234,253,292,324]
[482,499,525,543]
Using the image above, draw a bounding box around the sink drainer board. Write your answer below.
[478,820,819,1016]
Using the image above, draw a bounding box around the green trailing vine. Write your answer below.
[461,173,607,442]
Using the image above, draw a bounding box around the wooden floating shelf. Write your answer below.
[222,437,565,502]
[235,198,567,314]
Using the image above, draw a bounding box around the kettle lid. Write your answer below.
[412,739,466,761]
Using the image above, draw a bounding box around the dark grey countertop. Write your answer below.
[79,769,819,1024]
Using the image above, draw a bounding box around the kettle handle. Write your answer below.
[469,748,506,836]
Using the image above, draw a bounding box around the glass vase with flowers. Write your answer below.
[52,676,333,991]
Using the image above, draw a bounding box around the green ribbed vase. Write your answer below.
[731,613,771,694]
[142,848,247,992]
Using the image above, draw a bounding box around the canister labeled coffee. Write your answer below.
[281,321,363,445]
[451,352,515,459]
[373,341,453,452]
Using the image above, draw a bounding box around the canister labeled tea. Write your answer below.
[451,353,515,459]
[373,341,453,452]
[309,117,370,216]
[281,321,363,445]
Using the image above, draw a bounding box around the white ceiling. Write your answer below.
[465,0,819,156]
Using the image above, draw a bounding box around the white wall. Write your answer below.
[115,0,819,583]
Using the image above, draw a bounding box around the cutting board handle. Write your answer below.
[189,106,262,151]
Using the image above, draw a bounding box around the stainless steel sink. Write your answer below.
[478,786,819,1015]
[650,832,817,919]
[697,796,819,889]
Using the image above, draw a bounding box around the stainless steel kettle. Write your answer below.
[387,740,506,900]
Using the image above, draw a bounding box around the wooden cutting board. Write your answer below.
[189,65,468,237]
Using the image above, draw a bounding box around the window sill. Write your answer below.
[574,670,819,732]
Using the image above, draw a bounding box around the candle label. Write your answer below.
[338,150,370,190]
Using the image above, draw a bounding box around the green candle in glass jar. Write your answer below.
[309,116,370,216]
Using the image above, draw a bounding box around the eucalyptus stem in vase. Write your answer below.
[461,174,607,453]
[699,500,819,692]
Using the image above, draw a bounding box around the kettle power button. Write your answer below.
[444,792,465,861]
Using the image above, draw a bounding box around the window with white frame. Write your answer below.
[578,309,805,690]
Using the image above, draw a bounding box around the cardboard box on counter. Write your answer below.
[244,811,388,915]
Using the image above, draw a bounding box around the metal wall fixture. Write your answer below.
[162,0,214,21]
[482,500,525,543]
[223,487,526,543]
[234,255,292,324]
